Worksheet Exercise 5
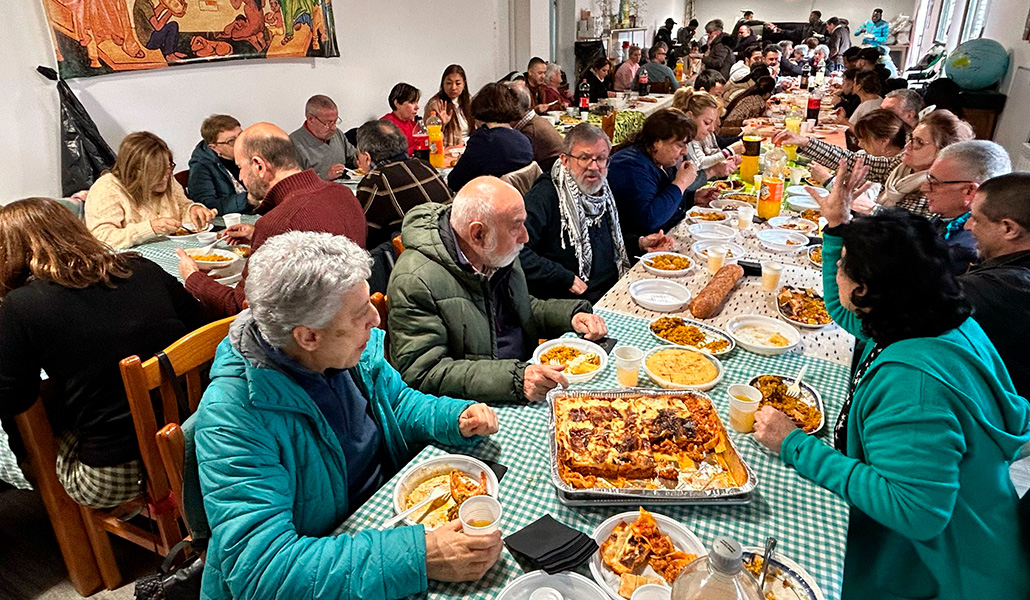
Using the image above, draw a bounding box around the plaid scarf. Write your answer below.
[551,160,630,282]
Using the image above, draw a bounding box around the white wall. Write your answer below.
[982,0,1030,160]
[1,0,528,202]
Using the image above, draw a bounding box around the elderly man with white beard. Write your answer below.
[520,124,674,303]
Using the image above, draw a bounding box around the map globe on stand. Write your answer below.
[944,39,1010,90]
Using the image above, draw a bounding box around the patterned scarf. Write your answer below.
[551,160,630,282]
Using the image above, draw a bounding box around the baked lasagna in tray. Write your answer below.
[550,390,754,495]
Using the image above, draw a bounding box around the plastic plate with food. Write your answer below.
[747,374,825,433]
[710,198,753,211]
[719,192,758,205]
[808,245,822,268]
[184,248,239,271]
[777,286,833,328]
[643,346,724,391]
[767,216,817,235]
[648,316,735,355]
[756,230,809,253]
[391,454,500,530]
[724,315,801,356]
[532,338,609,383]
[742,547,826,600]
[712,179,745,192]
[686,207,732,224]
[687,223,736,243]
[167,222,214,241]
[641,252,694,277]
[496,571,609,600]
[629,279,692,312]
[691,241,746,263]
[590,508,705,600]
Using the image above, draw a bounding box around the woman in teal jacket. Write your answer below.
[194,231,502,600]
[755,159,1030,600]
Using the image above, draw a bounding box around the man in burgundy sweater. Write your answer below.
[176,122,366,318]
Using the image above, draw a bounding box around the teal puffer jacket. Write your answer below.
[194,322,475,600]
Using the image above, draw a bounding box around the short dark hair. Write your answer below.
[693,69,726,92]
[356,119,408,163]
[528,56,546,69]
[470,82,523,123]
[826,17,840,26]
[811,10,822,18]
[201,114,241,145]
[978,172,1030,231]
[873,8,883,14]
[743,10,753,17]
[858,48,881,63]
[387,82,420,110]
[747,64,771,82]
[842,67,860,81]
[839,209,970,345]
[625,108,697,152]
[843,46,861,60]
[763,44,781,57]
[855,71,882,95]
[689,19,699,27]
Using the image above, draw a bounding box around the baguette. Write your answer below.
[689,264,744,318]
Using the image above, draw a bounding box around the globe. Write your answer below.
[944,38,1010,90]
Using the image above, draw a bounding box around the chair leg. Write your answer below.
[79,506,122,590]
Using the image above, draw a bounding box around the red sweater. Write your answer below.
[185,169,366,318]
[381,112,416,155]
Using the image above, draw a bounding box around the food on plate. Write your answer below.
[646,349,719,386]
[232,245,253,258]
[713,180,745,192]
[689,264,744,319]
[734,325,791,348]
[402,469,489,528]
[752,375,822,433]
[601,508,698,595]
[645,253,692,271]
[774,219,814,232]
[618,574,664,599]
[784,238,803,246]
[638,96,658,103]
[809,246,822,266]
[559,114,583,125]
[799,209,821,222]
[697,247,737,259]
[553,393,747,490]
[650,317,731,352]
[777,286,832,325]
[744,555,803,600]
[689,210,728,222]
[191,253,232,262]
[722,192,757,204]
[539,345,602,375]
[169,227,196,236]
[803,177,822,188]
[813,125,837,134]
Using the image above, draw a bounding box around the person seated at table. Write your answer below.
[675,89,743,182]
[728,44,762,84]
[542,61,573,110]
[733,25,757,53]
[176,123,366,318]
[762,45,782,76]
[756,157,1030,600]
[447,83,534,192]
[723,63,769,104]
[0,198,204,509]
[575,55,616,103]
[880,88,923,128]
[692,69,726,98]
[290,94,357,181]
[608,109,719,243]
[842,45,861,70]
[777,40,804,76]
[809,44,831,76]
[507,81,564,172]
[193,230,502,600]
[86,131,216,250]
[855,47,891,89]
[959,172,1030,398]
[701,20,734,79]
[520,124,674,303]
[808,109,908,186]
[830,68,861,119]
[387,177,607,404]
[920,140,1012,274]
[188,114,252,215]
[779,110,975,218]
[355,120,452,250]
[380,82,421,156]
[614,45,642,92]
[635,45,680,92]
[524,56,551,114]
[425,64,474,147]
[842,71,883,126]
[718,75,775,135]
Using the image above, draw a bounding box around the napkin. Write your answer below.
[504,515,598,574]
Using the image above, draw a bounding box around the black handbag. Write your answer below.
[134,540,203,600]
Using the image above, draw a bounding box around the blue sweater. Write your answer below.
[608,145,694,240]
[187,141,250,215]
[447,125,534,192]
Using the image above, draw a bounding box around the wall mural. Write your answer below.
[42,0,338,79]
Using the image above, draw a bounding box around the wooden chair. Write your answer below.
[173,170,190,193]
[154,424,186,527]
[391,235,405,256]
[370,292,389,331]
[649,80,672,94]
[79,316,235,589]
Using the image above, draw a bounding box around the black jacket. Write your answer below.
[187,141,251,215]
[959,250,1030,400]
[702,33,735,79]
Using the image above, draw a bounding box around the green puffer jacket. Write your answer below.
[387,202,591,403]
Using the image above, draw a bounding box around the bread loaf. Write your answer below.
[689,264,744,318]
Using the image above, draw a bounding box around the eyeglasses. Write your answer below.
[567,154,611,168]
[165,160,176,172]
[310,114,342,128]
[905,134,933,150]
[212,136,238,147]
[925,172,976,191]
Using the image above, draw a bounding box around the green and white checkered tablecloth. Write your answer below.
[336,308,850,600]
[131,214,260,281]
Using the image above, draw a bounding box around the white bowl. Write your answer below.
[195,232,218,244]
[640,252,695,277]
[725,315,802,356]
[642,345,724,391]
[768,216,817,234]
[787,185,829,197]
[631,584,672,600]
[497,571,609,600]
[785,195,820,211]
[532,338,609,384]
[392,454,499,530]
[691,240,746,264]
[687,223,736,243]
[184,247,240,271]
[756,229,809,253]
[629,279,692,312]
[807,245,823,268]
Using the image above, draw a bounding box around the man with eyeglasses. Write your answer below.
[636,45,680,91]
[921,140,1013,274]
[290,94,357,181]
[188,114,253,215]
[701,20,734,79]
[520,124,674,302]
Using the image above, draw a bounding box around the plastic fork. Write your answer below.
[786,365,808,398]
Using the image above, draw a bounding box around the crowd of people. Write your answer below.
[1,8,1029,599]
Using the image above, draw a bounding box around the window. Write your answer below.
[935,0,957,42]
[960,0,991,41]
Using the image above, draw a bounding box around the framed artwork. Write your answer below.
[42,0,339,79]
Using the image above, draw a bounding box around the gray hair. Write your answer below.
[777,40,793,51]
[246,231,372,349]
[885,89,924,116]
[304,94,337,116]
[937,140,1013,183]
[814,44,830,58]
[356,119,408,163]
[705,19,724,33]
[562,123,611,154]
[505,80,534,112]
[544,62,563,81]
[449,177,516,232]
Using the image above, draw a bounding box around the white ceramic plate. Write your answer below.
[590,511,706,600]
[747,375,826,433]
[497,571,609,600]
[532,338,609,384]
[776,286,833,329]
[640,252,695,277]
[756,230,809,253]
[768,216,817,235]
[643,345,724,392]
[630,279,692,312]
[391,454,500,530]
[184,247,239,271]
[691,240,746,264]
[725,315,802,356]
[742,546,826,600]
[686,207,733,225]
[166,222,214,242]
[787,185,828,197]
[785,195,820,211]
[688,223,736,243]
[648,317,735,356]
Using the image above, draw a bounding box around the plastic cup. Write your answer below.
[223,213,242,227]
[707,245,728,274]
[737,205,755,230]
[196,232,217,244]
[761,261,784,292]
[790,166,807,186]
[613,346,643,387]
[727,384,762,433]
[458,495,501,535]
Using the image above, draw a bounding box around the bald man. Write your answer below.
[177,122,367,317]
[387,177,607,404]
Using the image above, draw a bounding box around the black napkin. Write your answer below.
[504,515,598,574]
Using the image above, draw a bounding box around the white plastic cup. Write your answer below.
[613,346,644,387]
[790,166,807,186]
[566,106,578,117]
[737,206,755,230]
[707,245,728,274]
[761,261,784,292]
[223,213,242,227]
[727,384,762,433]
[804,118,816,133]
[631,584,672,600]
[196,232,217,244]
[458,495,502,535]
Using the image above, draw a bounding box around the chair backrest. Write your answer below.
[155,423,185,519]
[173,170,190,192]
[649,80,672,94]
[370,292,388,331]
[500,161,543,196]
[391,235,405,256]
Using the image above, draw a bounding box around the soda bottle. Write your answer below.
[806,88,821,123]
[578,78,591,113]
[675,58,684,81]
[799,62,811,89]
[621,40,630,62]
[426,111,445,169]
[411,117,429,161]
[638,68,650,96]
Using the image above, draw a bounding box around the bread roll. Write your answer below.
[689,264,744,318]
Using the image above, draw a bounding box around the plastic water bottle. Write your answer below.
[671,537,763,600]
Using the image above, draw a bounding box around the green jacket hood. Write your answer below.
[399,202,485,289]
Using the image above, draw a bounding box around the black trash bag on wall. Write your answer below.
[37,66,116,197]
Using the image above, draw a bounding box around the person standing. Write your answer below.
[825,17,851,71]
[856,8,890,48]
[701,20,734,79]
